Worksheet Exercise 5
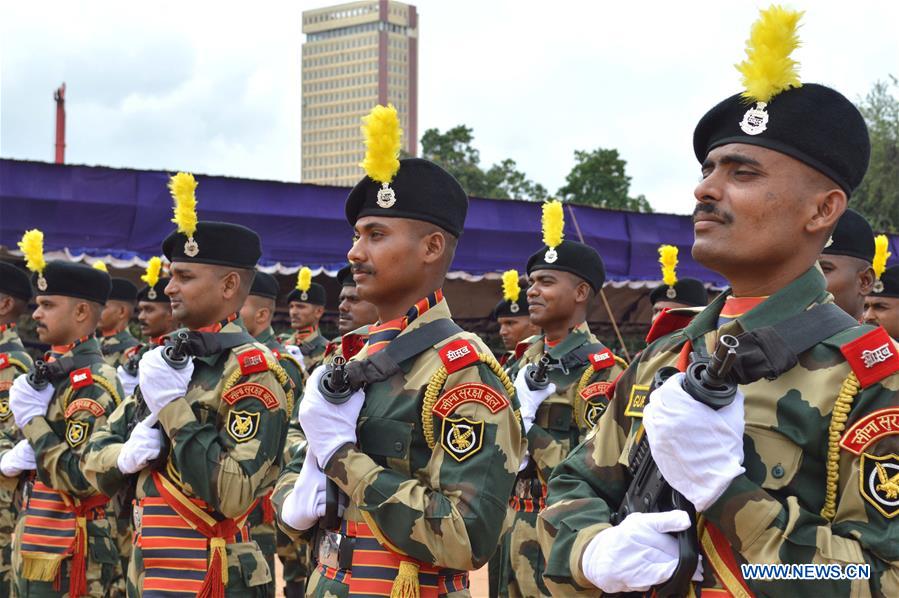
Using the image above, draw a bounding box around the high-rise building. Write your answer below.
[302,1,418,186]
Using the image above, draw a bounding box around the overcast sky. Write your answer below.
[1,0,896,214]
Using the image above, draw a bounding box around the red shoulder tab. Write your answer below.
[342,334,367,360]
[588,349,615,372]
[324,342,337,358]
[70,368,94,389]
[271,349,281,360]
[238,349,269,376]
[840,326,899,388]
[123,345,142,360]
[513,340,531,361]
[646,308,696,345]
[439,339,479,374]
[606,370,626,402]
[0,354,9,370]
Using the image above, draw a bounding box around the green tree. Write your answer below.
[557,148,652,212]
[484,158,548,201]
[853,77,899,232]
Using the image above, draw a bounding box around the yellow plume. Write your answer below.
[658,245,678,287]
[502,270,521,303]
[873,235,891,280]
[296,267,312,293]
[360,104,402,184]
[168,172,198,237]
[17,229,46,275]
[92,260,108,272]
[735,5,803,104]
[141,257,163,287]
[542,201,564,249]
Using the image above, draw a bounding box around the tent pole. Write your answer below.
[565,204,632,362]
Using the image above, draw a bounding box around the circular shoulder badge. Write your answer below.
[860,453,899,518]
[440,416,484,462]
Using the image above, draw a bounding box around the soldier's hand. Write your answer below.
[117,364,140,397]
[8,373,54,428]
[280,447,328,531]
[138,347,195,415]
[0,439,36,477]
[117,419,164,474]
[582,510,703,592]
[643,372,746,511]
[513,367,557,433]
[298,366,364,469]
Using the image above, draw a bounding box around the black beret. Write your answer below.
[649,278,709,307]
[694,84,870,196]
[0,261,33,301]
[345,158,468,237]
[162,221,261,269]
[526,240,606,292]
[109,278,138,303]
[249,271,279,299]
[821,208,875,263]
[875,266,899,299]
[287,282,327,306]
[137,277,171,303]
[33,261,111,305]
[492,296,530,320]
[337,265,355,287]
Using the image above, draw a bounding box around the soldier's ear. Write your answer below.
[859,266,876,296]
[421,230,446,266]
[805,189,846,241]
[220,271,242,300]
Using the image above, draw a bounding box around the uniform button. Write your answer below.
[772,464,785,479]
[393,441,404,453]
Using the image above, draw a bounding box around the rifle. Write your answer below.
[26,359,56,390]
[318,355,353,531]
[610,334,739,598]
[523,353,552,391]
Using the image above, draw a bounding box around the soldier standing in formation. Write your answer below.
[281,268,329,372]
[492,270,538,367]
[538,7,898,595]
[648,245,709,324]
[323,264,379,364]
[96,272,141,369]
[863,266,899,340]
[818,208,880,321]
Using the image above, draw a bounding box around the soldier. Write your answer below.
[5,231,123,597]
[538,7,898,596]
[649,245,708,323]
[0,261,35,598]
[281,267,329,372]
[239,269,306,597]
[97,274,140,368]
[863,266,899,339]
[323,264,379,364]
[496,201,626,598]
[82,173,290,597]
[818,208,879,321]
[492,269,538,366]
[274,104,525,597]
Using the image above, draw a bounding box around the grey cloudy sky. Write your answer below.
[2,0,896,214]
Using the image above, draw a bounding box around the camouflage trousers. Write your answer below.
[109,512,132,597]
[127,539,273,597]
[12,514,120,597]
[276,528,310,594]
[250,520,276,596]
[0,504,15,598]
[497,509,550,598]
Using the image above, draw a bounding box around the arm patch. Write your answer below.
[65,398,105,418]
[432,382,509,418]
[840,327,899,388]
[222,382,279,409]
[238,349,269,376]
[439,340,479,374]
[69,368,94,389]
[588,349,615,372]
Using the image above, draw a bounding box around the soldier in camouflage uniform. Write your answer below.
[496,235,625,598]
[322,265,378,366]
[240,269,307,597]
[82,180,290,596]
[819,209,877,322]
[491,270,538,369]
[0,261,35,598]
[4,253,124,597]
[98,278,140,369]
[280,276,329,372]
[274,134,526,597]
[864,267,899,340]
[538,8,898,595]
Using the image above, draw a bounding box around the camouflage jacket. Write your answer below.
[306,300,526,571]
[0,324,33,495]
[83,317,290,519]
[21,337,123,498]
[280,328,329,373]
[506,322,626,483]
[100,329,141,369]
[538,267,899,596]
[256,326,306,409]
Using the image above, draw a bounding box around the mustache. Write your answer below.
[692,202,734,224]
[351,265,374,275]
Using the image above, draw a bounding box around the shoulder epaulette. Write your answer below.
[839,326,899,388]
[645,308,697,345]
[438,339,479,374]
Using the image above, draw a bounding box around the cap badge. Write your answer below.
[300,291,309,301]
[148,288,158,300]
[544,248,558,264]
[37,275,48,291]
[183,237,199,257]
[377,182,397,208]
[510,302,520,314]
[739,101,769,135]
[666,287,677,299]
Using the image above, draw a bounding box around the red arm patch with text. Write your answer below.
[439,340,479,374]
[432,383,509,417]
[588,349,615,372]
[222,383,280,409]
[69,368,94,389]
[840,327,899,388]
[65,398,105,418]
[238,349,269,376]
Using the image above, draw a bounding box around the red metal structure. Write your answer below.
[54,83,66,163]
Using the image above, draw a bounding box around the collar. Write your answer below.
[49,335,99,361]
[294,325,319,343]
[684,266,829,340]
[354,294,451,360]
[149,334,169,347]
[255,326,276,346]
[541,321,594,360]
[193,312,239,334]
[100,327,123,338]
[0,323,16,334]
[192,316,250,367]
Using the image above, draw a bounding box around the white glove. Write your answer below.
[117,365,139,397]
[280,448,328,531]
[643,372,745,511]
[284,345,305,368]
[0,439,36,477]
[137,347,194,415]
[298,365,365,469]
[116,419,164,474]
[513,366,557,434]
[9,374,54,428]
[582,510,703,593]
